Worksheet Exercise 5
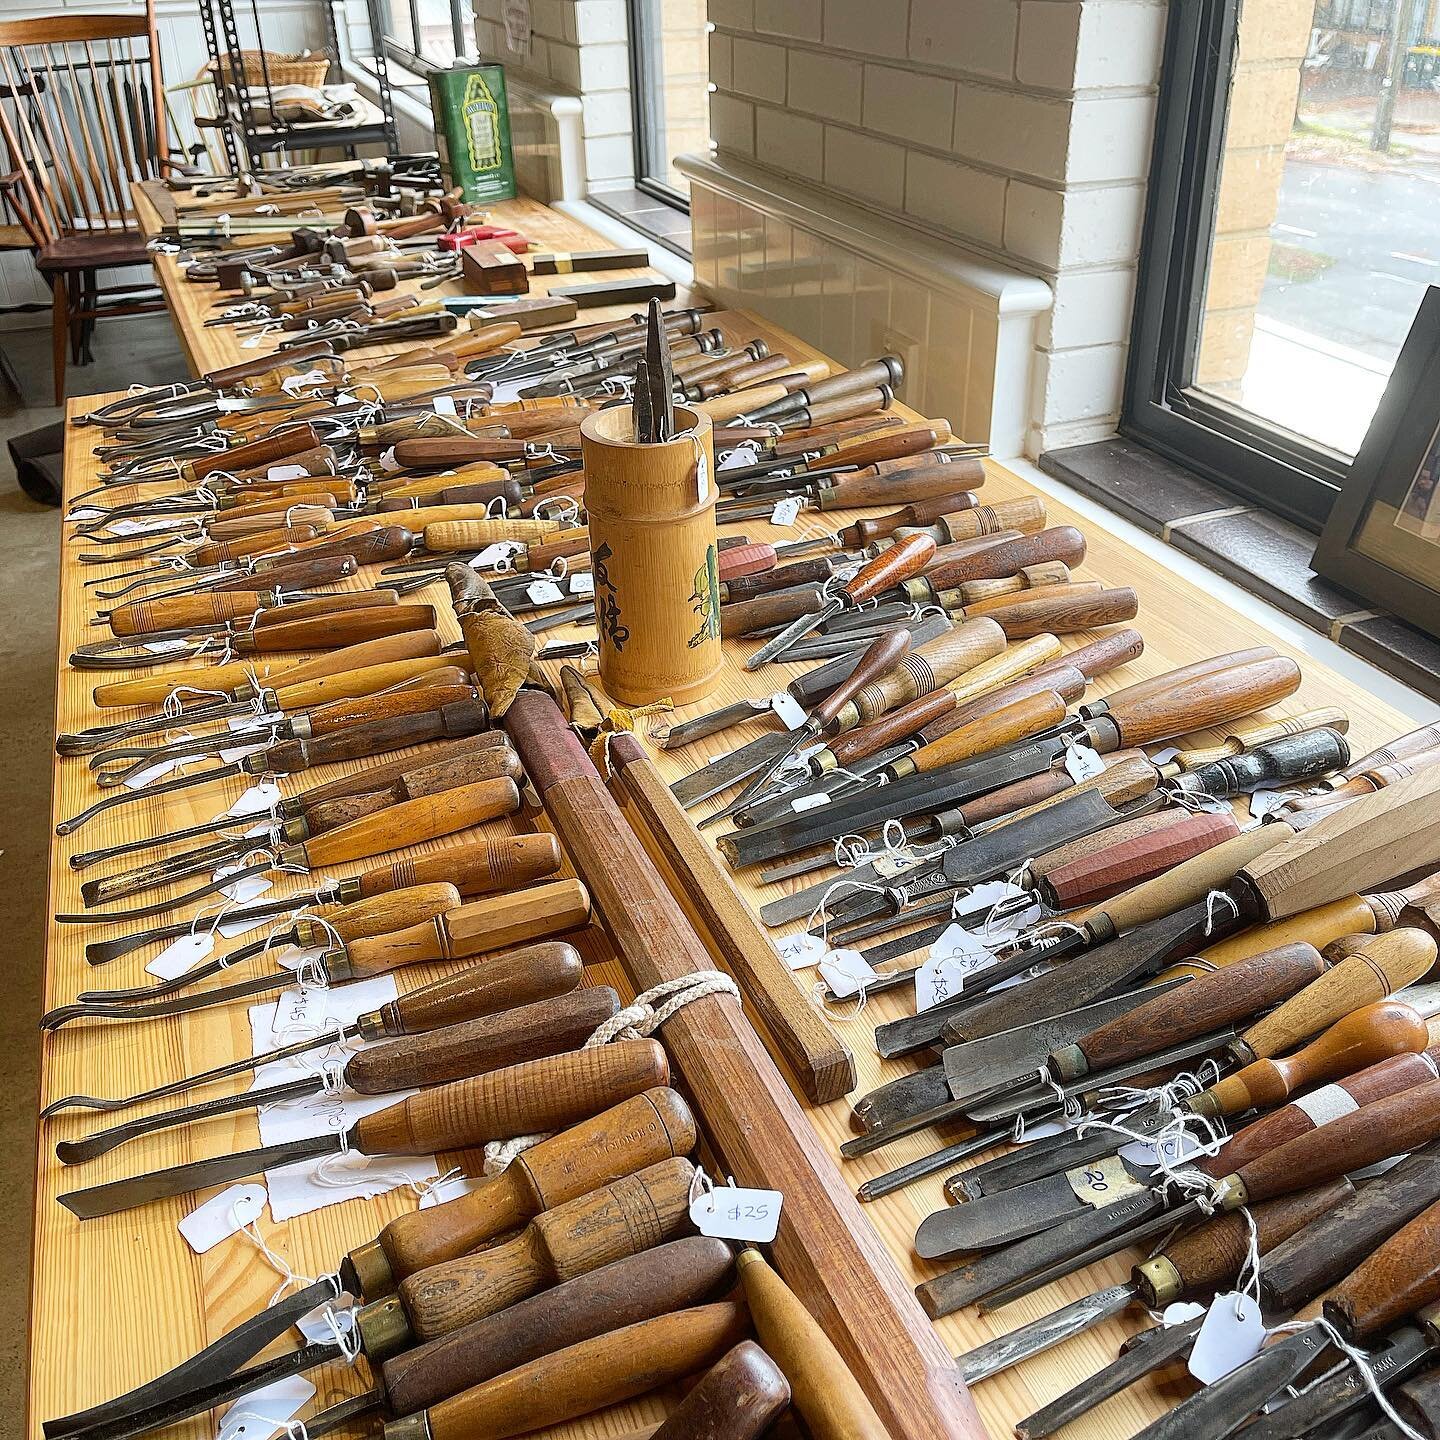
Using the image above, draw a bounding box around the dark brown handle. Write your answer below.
[285,526,419,567]
[286,733,505,808]
[249,592,401,629]
[823,424,939,473]
[720,585,827,639]
[811,628,911,728]
[305,683,479,738]
[722,557,833,604]
[344,988,620,1093]
[1033,627,1146,683]
[964,586,1139,639]
[799,358,905,407]
[1107,656,1303,747]
[648,1342,791,1440]
[924,526,1087,591]
[264,700,494,771]
[827,690,952,768]
[1325,1195,1440,1339]
[801,387,891,428]
[820,467,970,510]
[357,831,562,899]
[185,423,321,482]
[839,490,980,546]
[845,532,935,604]
[246,604,437,653]
[224,556,355,592]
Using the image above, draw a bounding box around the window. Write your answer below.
[626,0,708,206]
[378,0,469,73]
[1127,0,1440,529]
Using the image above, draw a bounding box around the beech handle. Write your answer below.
[926,633,1067,729]
[1324,1193,1440,1340]
[356,832,562,899]
[962,587,1139,640]
[264,700,494,771]
[189,524,321,567]
[261,629,444,689]
[247,604,437,653]
[354,1039,670,1157]
[1238,929,1438,1058]
[298,882,462,947]
[305,683,479,738]
[275,653,461,711]
[345,988,621,1093]
[297,776,520,869]
[838,619,1007,730]
[923,664,1086,746]
[811,629,911,728]
[843,533,935,604]
[1206,1000,1430,1115]
[911,688,1066,773]
[1068,942,1327,1076]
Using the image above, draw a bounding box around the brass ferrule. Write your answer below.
[278,816,309,844]
[354,1006,390,1041]
[899,578,930,603]
[1137,1256,1183,1307]
[810,748,837,777]
[277,841,309,869]
[1214,1173,1248,1210]
[355,1293,413,1361]
[383,1413,431,1440]
[887,756,918,780]
[1185,1091,1223,1120]
[333,876,363,904]
[343,1238,396,1300]
[1049,1044,1088,1083]
[322,946,353,982]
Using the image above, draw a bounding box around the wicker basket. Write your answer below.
[237,50,330,88]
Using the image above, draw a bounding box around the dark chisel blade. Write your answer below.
[958,1282,1136,1384]
[58,1134,340,1218]
[670,729,794,809]
[658,697,772,748]
[915,1169,1094,1258]
[849,1065,956,1140]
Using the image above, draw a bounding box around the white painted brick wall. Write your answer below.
[755,105,825,180]
[909,0,1017,81]
[787,49,863,124]
[862,64,955,150]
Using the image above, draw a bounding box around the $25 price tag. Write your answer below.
[690,1181,783,1244]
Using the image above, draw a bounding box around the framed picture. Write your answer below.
[1315,285,1440,640]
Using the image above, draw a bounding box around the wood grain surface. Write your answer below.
[32,289,1430,1440]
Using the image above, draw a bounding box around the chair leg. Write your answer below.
[81,270,97,364]
[68,274,84,367]
[50,276,68,406]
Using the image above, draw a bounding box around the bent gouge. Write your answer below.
[643,1342,790,1440]
[45,942,586,1117]
[735,1247,888,1440]
[43,878,590,1027]
[57,1038,669,1219]
[956,1180,1351,1384]
[395,1301,748,1440]
[57,987,623,1163]
[388,1156,698,1349]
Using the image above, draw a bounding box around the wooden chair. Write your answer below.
[0,5,174,403]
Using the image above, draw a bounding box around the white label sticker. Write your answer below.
[769,496,802,528]
[177,1183,266,1254]
[432,395,458,417]
[526,579,565,606]
[776,931,827,971]
[790,791,830,813]
[915,954,969,1012]
[266,464,308,482]
[1188,1292,1266,1384]
[218,1375,316,1440]
[418,1174,485,1210]
[144,639,190,655]
[378,447,401,473]
[690,1184,783,1243]
[769,692,808,730]
[1291,1084,1361,1127]
[719,443,759,472]
[1118,1129,1210,1169]
[568,572,595,597]
[223,783,282,820]
[1064,743,1106,782]
[872,854,918,879]
[147,931,216,981]
[1164,1300,1208,1328]
[1065,1154,1148,1209]
[819,948,874,999]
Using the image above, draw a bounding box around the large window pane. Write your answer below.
[1192,0,1439,457]
[629,0,708,200]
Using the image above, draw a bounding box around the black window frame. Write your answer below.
[1124,0,1352,533]
[624,0,692,213]
[377,0,469,76]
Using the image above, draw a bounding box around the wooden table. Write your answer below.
[32,301,1425,1440]
[131,179,691,379]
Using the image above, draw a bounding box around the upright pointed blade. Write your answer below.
[646,298,674,441]
[958,1283,1137,1384]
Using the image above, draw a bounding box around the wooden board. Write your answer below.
[131,180,694,380]
[30,306,1423,1440]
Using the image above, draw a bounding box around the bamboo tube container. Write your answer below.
[579,403,721,705]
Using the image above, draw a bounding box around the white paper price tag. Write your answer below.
[1163,1300,1208,1328]
[378,447,401,472]
[1064,743,1106,782]
[819,948,874,999]
[218,912,269,940]
[471,540,525,571]
[147,931,215,981]
[915,955,968,1012]
[219,1375,316,1440]
[1188,1292,1265,1384]
[952,880,1027,919]
[1119,1129,1210,1169]
[872,854,917,880]
[177,1183,266,1254]
[296,1296,355,1344]
[418,1174,486,1209]
[690,1184,783,1243]
[266,464,308,481]
[225,782,282,819]
[526,579,565,606]
[695,450,710,504]
[1150,746,1182,765]
[123,742,192,790]
[1066,1154,1149,1209]
[432,395,458,417]
[719,444,759,472]
[68,507,104,523]
[111,516,187,536]
[143,639,190,655]
[335,392,357,406]
[929,921,996,972]
[776,931,827,971]
[274,944,326,973]
[229,712,285,735]
[487,378,528,405]
[769,692,808,729]
[1248,788,1300,820]
[216,864,274,905]
[769,496,802,527]
[568,572,595,597]
[790,791,830,813]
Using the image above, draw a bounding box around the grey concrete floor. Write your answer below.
[0,315,187,1417]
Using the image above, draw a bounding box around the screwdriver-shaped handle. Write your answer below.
[842,532,935,606]
[809,628,911,730]
[245,603,436,653]
[1053,941,1326,1080]
[1204,998,1429,1117]
[1324,1193,1440,1340]
[908,688,1066,775]
[399,1155,695,1339]
[346,987,621,1094]
[356,831,561,900]
[923,526,1087,592]
[1176,730,1350,798]
[1104,656,1303,748]
[818,461,964,510]
[1238,927,1437,1059]
[263,698,494,771]
[366,1088,696,1290]
[296,882,461,948]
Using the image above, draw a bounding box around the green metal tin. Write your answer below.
[428,64,517,204]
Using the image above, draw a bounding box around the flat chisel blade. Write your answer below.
[670,729,794,809]
[958,1282,1136,1384]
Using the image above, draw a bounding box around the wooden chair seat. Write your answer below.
[0,222,30,251]
[36,231,151,273]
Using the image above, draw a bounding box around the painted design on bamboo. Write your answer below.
[593,542,629,651]
[689,544,721,650]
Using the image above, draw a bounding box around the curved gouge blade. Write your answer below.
[54,761,244,835]
[958,1282,1135,1384]
[659,697,773,748]
[670,729,794,809]
[58,1133,341,1219]
[41,963,299,1030]
[53,861,273,926]
[40,1279,339,1438]
[78,935,270,1000]
[1015,1315,1205,1440]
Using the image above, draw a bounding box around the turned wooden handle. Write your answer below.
[274,654,459,712]
[357,832,562,899]
[401,1155,695,1339]
[297,776,520,870]
[827,690,954,768]
[1036,627,1147,683]
[721,585,827,639]
[521,529,593,571]
[1233,1077,1440,1208]
[345,988,620,1093]
[1186,892,1382,974]
[264,628,444,686]
[934,633,1065,717]
[912,689,1066,773]
[184,423,321,482]
[420,1302,749,1439]
[342,877,589,975]
[357,1039,670,1158]
[923,663,1085,746]
[1331,724,1440,784]
[1036,809,1240,910]
[924,526,1087,590]
[299,740,518,827]
[289,525,417,566]
[303,683,479,738]
[820,464,965,510]
[735,1248,889,1440]
[296,883,461,947]
[248,604,436,653]
[648,1342,791,1440]
[1238,929,1438,1058]
[265,700,494,771]
[837,619,1007,730]
[722,557,833,605]
[1208,1000,1430,1115]
[380,1236,733,1418]
[962,586,1138,639]
[823,423,939,472]
[844,533,935,604]
[375,1089,698,1287]
[1068,942,1326,1076]
[249,593,400,630]
[811,629,912,728]
[1324,1194,1440,1339]
[955,579,1099,617]
[189,524,323,567]
[841,491,979,545]
[107,590,394,637]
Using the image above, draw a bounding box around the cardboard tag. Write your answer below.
[265,464,308,481]
[819,948,874,999]
[915,954,968,1012]
[719,444,759,471]
[472,540,524,569]
[296,1296,355,1345]
[1064,743,1106,782]
[929,922,996,975]
[1188,1292,1265,1384]
[177,1183,265,1254]
[695,450,710,504]
[790,791,830,813]
[769,692,808,729]
[218,1375,316,1440]
[568,572,595,597]
[224,783,282,820]
[872,854,917,879]
[147,931,215,981]
[526,579,565,606]
[1066,1154,1148,1209]
[776,932,827,971]
[769,496,803,527]
[953,880,1028,919]
[690,1184,783,1243]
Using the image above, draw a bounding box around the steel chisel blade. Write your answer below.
[670,729,794,809]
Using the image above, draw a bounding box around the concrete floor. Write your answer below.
[0,315,188,1420]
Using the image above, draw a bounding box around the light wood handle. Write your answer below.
[355,832,561,899]
[911,689,1066,774]
[247,604,436,653]
[296,882,461,947]
[1182,892,1382,975]
[275,654,462,712]
[938,634,1066,713]
[835,619,1007,730]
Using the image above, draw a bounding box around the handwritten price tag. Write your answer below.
[1064,743,1106,782]
[769,497,802,527]
[818,948,874,999]
[775,932,826,971]
[568,572,595,597]
[914,955,968,1012]
[526,579,565,606]
[690,1184,783,1243]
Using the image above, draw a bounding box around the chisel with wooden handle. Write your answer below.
[641,1342,790,1440]
[102,586,397,637]
[58,1039,669,1219]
